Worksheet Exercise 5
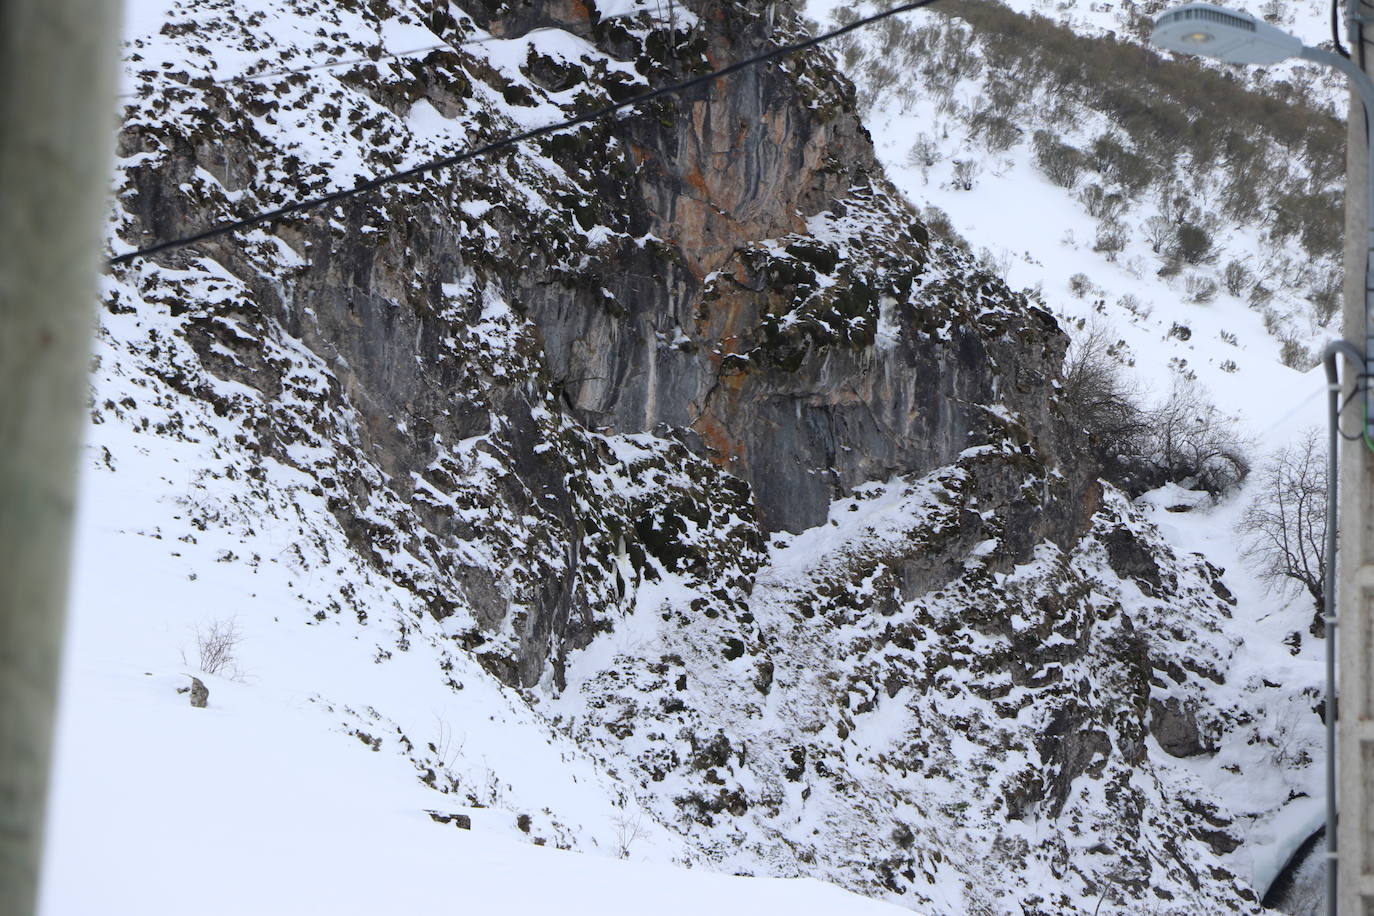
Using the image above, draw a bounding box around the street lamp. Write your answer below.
[1152,4,1304,62]
[1150,6,1369,916]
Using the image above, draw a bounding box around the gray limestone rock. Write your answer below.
[1150,696,1215,758]
[186,676,208,709]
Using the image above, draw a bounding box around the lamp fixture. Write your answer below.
[1151,4,1304,63]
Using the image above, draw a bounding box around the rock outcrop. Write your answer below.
[115,0,1097,683]
[104,0,1319,911]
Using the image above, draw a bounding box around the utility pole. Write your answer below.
[0,1,121,914]
[1341,2,1374,912]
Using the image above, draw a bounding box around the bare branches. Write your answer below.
[1143,378,1250,498]
[1061,321,1145,448]
[1061,323,1250,499]
[183,618,244,680]
[1238,434,1327,616]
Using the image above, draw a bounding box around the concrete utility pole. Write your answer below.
[1341,2,1374,912]
[0,1,121,914]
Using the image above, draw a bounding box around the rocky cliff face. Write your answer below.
[106,0,1320,911]
[117,0,1093,679]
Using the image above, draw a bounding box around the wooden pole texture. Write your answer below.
[0,1,121,913]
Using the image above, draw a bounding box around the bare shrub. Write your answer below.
[921,205,970,253]
[970,109,1020,152]
[1279,338,1314,370]
[1220,172,1263,223]
[1092,220,1128,261]
[1088,132,1154,196]
[934,24,981,84]
[951,158,980,191]
[1173,222,1216,265]
[1067,272,1099,298]
[1307,268,1342,325]
[907,133,941,171]
[185,617,243,679]
[1079,183,1124,220]
[978,246,1013,277]
[1264,188,1341,256]
[1033,130,1084,188]
[1238,434,1328,620]
[1223,260,1252,297]
[1142,379,1250,499]
[1156,257,1183,279]
[1249,282,1274,307]
[612,812,649,859]
[1061,321,1146,449]
[1184,274,1219,304]
[1143,215,1178,255]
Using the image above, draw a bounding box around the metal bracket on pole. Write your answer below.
[1323,337,1363,916]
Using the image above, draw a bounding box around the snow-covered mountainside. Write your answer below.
[40,0,1332,913]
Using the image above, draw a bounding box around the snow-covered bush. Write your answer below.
[1184,275,1219,304]
[1140,380,1251,499]
[1223,260,1253,297]
[1061,328,1250,499]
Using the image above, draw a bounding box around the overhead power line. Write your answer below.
[109,0,940,268]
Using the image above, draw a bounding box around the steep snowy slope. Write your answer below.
[42,364,907,914]
[39,0,1333,913]
[804,0,1338,905]
[814,0,1343,373]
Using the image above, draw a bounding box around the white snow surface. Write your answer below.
[40,0,1337,912]
[40,281,909,916]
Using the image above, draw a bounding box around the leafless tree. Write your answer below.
[1238,434,1328,618]
[1061,328,1250,499]
[1143,215,1178,254]
[951,158,980,191]
[1061,321,1145,448]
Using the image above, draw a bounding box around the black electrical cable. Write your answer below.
[1337,380,1368,439]
[1360,4,1368,69]
[1335,0,1351,57]
[108,0,942,268]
